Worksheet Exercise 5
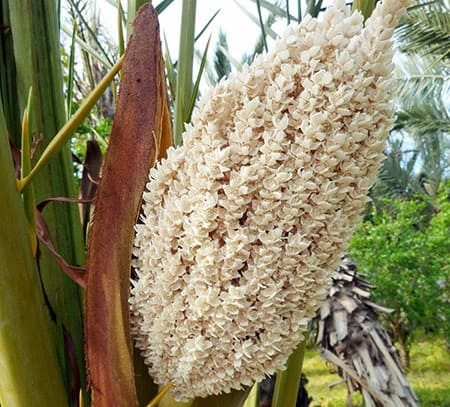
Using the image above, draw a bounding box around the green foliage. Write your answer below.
[240,12,276,66]
[173,0,197,146]
[397,0,450,62]
[71,116,111,182]
[387,0,450,200]
[71,115,111,157]
[213,30,232,83]
[395,105,450,136]
[371,136,423,199]
[349,194,450,339]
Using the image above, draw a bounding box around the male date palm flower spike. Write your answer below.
[130,0,409,401]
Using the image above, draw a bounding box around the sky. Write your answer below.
[157,1,265,60]
[89,1,339,90]
[94,1,334,68]
[52,0,344,91]
[96,1,276,62]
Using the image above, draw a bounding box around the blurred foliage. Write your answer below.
[396,0,450,61]
[70,115,111,182]
[349,189,450,342]
[212,30,232,83]
[384,0,450,200]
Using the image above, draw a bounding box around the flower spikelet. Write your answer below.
[130,0,409,401]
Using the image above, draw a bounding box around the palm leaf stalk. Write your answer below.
[271,341,307,407]
[174,0,197,145]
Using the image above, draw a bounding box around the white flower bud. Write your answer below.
[130,0,409,401]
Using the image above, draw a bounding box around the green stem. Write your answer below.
[17,56,123,192]
[8,4,116,400]
[242,383,258,407]
[127,0,149,39]
[256,0,268,52]
[0,98,68,407]
[174,0,196,146]
[118,0,125,56]
[20,88,37,254]
[352,0,376,20]
[271,340,307,407]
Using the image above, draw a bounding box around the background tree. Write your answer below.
[374,0,450,200]
[355,0,449,367]
[349,194,450,369]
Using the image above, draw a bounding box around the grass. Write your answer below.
[302,336,450,407]
[408,336,450,406]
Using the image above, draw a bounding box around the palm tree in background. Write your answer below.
[375,0,450,199]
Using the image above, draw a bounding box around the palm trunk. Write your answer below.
[393,322,411,371]
[316,258,419,406]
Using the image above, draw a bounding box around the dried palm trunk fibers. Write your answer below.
[130,0,410,401]
[316,258,420,407]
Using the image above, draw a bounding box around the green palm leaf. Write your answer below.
[397,0,450,62]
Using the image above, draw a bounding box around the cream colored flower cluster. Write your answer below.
[130,0,409,401]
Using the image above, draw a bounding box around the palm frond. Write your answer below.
[233,0,278,40]
[247,0,297,22]
[241,12,277,65]
[67,0,114,67]
[373,137,423,198]
[195,33,240,88]
[397,1,450,62]
[375,155,424,198]
[61,25,112,68]
[256,0,268,51]
[396,74,449,103]
[186,36,210,122]
[305,0,323,18]
[389,102,450,196]
[213,30,232,82]
[194,8,220,43]
[414,131,450,189]
[394,105,450,135]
